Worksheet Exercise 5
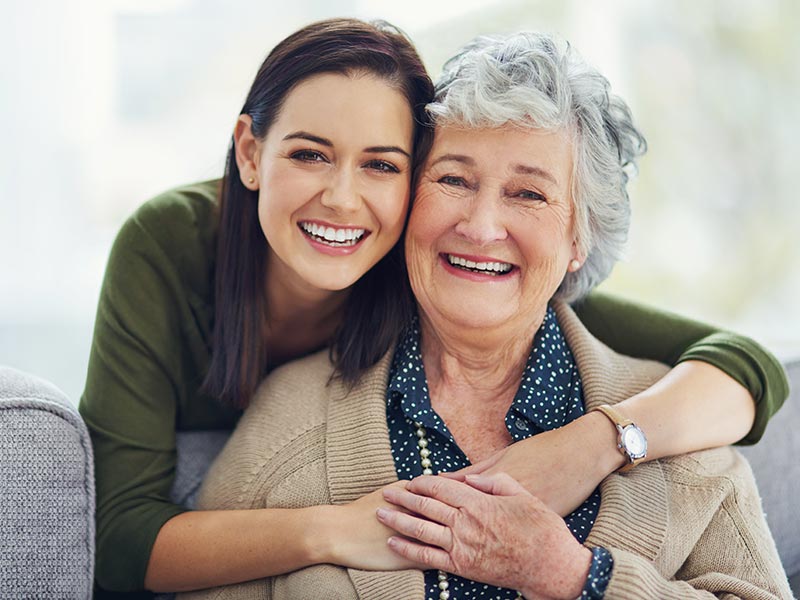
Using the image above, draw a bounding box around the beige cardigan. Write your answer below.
[180,302,792,600]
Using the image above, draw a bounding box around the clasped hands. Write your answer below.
[332,429,605,599]
[377,472,591,600]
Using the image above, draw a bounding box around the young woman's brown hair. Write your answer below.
[203,18,434,408]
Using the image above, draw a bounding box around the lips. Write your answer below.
[299,221,368,247]
[445,253,514,275]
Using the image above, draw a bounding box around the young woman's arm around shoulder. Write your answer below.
[445,290,788,516]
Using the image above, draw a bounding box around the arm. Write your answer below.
[149,487,418,593]
[574,290,788,444]
[443,292,788,516]
[80,212,197,592]
[380,468,792,600]
[83,194,420,593]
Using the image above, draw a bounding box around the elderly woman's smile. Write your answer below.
[406,124,581,336]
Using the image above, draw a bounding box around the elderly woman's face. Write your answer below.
[406,124,580,333]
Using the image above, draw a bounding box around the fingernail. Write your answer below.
[376,508,388,519]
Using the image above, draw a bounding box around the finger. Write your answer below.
[465,472,527,496]
[387,536,453,572]
[376,508,453,550]
[446,449,506,480]
[383,485,458,525]
[405,475,481,508]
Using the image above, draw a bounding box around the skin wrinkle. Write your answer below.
[405,124,582,465]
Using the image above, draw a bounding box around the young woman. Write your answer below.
[79,18,788,597]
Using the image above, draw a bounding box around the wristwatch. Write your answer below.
[591,404,647,472]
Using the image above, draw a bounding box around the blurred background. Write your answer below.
[1,0,798,405]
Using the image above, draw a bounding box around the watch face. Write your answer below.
[621,425,647,459]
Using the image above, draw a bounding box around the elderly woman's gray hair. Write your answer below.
[428,32,647,302]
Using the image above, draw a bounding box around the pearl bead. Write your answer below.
[416,428,426,438]
[421,458,432,468]
[417,438,428,448]
[439,591,450,600]
[423,468,433,475]
[438,580,449,590]
[420,448,431,458]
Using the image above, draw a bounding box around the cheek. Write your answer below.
[514,216,575,278]
[407,186,453,246]
[375,180,412,234]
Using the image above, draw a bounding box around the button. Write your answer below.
[514,418,530,432]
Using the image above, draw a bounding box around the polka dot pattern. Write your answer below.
[387,306,613,599]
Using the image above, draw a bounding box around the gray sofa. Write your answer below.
[1,362,798,599]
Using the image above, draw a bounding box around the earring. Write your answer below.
[247,176,255,184]
[569,259,581,271]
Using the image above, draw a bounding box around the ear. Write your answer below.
[234,114,261,191]
[568,240,586,272]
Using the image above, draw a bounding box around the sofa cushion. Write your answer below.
[171,430,230,508]
[0,366,95,599]
[740,359,800,593]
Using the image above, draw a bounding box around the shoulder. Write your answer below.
[126,179,220,260]
[552,300,670,398]
[656,446,768,534]
[661,446,757,492]
[249,350,337,414]
[109,180,220,298]
[198,350,336,508]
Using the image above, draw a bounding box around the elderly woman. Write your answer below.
[181,32,791,599]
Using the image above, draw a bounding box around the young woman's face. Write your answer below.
[254,72,414,292]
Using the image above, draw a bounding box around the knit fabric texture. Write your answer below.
[178,302,793,600]
[0,366,95,599]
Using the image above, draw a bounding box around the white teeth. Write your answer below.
[299,222,367,246]
[447,254,512,274]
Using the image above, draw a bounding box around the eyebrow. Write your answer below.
[430,153,558,185]
[513,164,558,185]
[429,154,475,167]
[283,131,410,158]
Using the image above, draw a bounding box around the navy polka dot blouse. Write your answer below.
[386,305,613,599]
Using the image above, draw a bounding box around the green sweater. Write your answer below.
[79,180,789,595]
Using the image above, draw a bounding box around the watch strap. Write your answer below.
[591,404,643,472]
[593,404,634,429]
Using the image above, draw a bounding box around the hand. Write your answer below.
[378,473,592,600]
[324,481,425,571]
[440,414,623,516]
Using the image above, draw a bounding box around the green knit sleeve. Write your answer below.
[80,182,239,594]
[572,290,788,444]
[80,214,190,592]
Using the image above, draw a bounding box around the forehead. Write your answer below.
[428,124,573,182]
[270,72,413,144]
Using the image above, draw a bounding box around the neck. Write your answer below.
[419,309,544,403]
[263,251,349,366]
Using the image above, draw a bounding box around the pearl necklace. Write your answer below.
[414,422,523,600]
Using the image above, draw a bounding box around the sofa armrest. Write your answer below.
[740,359,800,597]
[0,366,95,599]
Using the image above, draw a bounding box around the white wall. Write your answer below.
[2,0,798,403]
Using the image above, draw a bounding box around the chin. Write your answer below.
[434,302,517,332]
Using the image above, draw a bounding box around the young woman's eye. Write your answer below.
[290,150,327,163]
[365,159,400,173]
[438,175,467,187]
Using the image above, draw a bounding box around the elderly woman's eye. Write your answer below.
[516,189,546,202]
[438,175,467,187]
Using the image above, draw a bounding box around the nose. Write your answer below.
[453,189,508,245]
[320,168,362,214]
